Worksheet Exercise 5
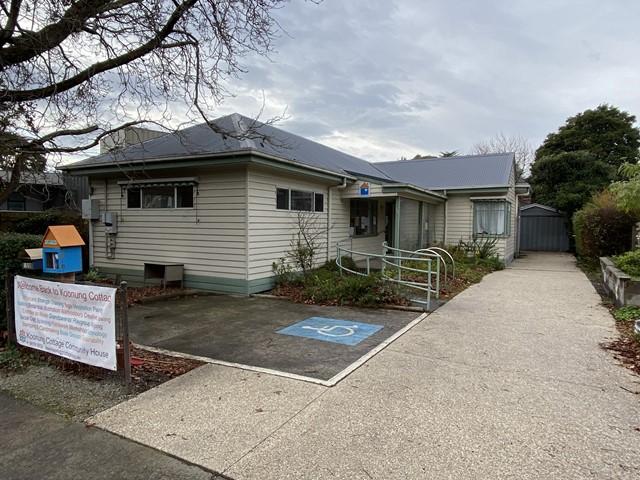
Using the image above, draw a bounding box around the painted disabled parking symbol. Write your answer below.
[277,317,383,346]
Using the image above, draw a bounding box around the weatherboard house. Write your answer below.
[61,113,529,295]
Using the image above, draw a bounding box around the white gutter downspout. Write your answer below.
[327,177,348,262]
[515,188,531,258]
[443,189,448,244]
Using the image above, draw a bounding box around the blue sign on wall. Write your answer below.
[277,317,383,346]
[359,182,370,197]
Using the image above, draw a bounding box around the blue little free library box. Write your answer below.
[41,225,85,274]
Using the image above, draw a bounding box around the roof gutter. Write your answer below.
[381,183,447,202]
[61,148,358,183]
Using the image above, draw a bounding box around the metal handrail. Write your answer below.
[382,242,442,301]
[412,247,456,285]
[336,241,451,309]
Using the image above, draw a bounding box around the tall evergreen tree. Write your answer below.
[530,104,640,217]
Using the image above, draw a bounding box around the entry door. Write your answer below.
[385,201,395,247]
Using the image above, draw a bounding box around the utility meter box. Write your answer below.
[82,199,100,220]
[100,211,118,234]
[41,225,85,274]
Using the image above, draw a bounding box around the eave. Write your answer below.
[381,183,447,203]
[61,149,357,184]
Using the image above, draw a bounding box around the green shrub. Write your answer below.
[12,209,87,237]
[288,269,407,307]
[612,250,640,279]
[613,306,640,322]
[83,268,103,283]
[573,190,636,258]
[457,237,501,262]
[336,255,358,272]
[0,345,39,371]
[0,232,43,331]
[272,258,295,285]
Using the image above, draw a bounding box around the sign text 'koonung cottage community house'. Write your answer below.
[61,114,529,295]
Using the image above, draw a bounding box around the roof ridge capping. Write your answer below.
[230,113,257,150]
[376,152,514,165]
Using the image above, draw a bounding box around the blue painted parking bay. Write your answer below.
[278,318,384,346]
[127,295,423,382]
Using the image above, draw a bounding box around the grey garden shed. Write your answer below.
[519,203,570,252]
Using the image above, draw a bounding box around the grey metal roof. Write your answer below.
[63,113,392,181]
[520,203,562,216]
[374,153,515,190]
[0,170,65,186]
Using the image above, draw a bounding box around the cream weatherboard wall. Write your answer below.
[334,180,390,259]
[89,166,249,293]
[246,165,336,290]
[444,193,475,245]
[441,165,518,263]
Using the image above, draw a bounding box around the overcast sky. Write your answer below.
[206,0,640,162]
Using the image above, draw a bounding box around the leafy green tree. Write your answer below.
[0,103,46,205]
[530,151,615,218]
[610,162,640,215]
[535,104,640,167]
[530,104,640,216]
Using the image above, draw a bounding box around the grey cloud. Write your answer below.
[215,0,640,160]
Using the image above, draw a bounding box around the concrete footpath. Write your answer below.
[0,391,215,479]
[93,252,640,479]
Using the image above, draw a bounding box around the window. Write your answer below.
[291,190,313,211]
[350,199,378,236]
[127,185,194,209]
[276,188,324,212]
[473,201,511,236]
[7,192,26,211]
[276,188,289,210]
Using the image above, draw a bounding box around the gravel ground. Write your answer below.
[0,287,205,421]
[0,346,204,421]
[0,364,132,421]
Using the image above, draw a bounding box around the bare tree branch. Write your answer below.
[471,131,534,180]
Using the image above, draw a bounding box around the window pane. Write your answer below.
[276,188,289,210]
[143,186,174,208]
[350,199,377,236]
[314,193,324,212]
[177,186,194,208]
[475,202,506,235]
[127,188,141,208]
[7,192,25,211]
[291,190,313,211]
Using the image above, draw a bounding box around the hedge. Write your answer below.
[0,232,43,331]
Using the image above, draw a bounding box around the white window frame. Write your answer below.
[472,200,511,237]
[119,177,197,210]
[276,187,324,213]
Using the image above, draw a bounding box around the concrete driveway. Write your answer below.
[94,252,640,479]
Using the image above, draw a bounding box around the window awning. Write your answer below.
[470,195,507,201]
[117,177,198,188]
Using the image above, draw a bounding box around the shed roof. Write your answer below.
[374,153,515,190]
[63,113,392,182]
[41,225,85,248]
[520,203,563,216]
